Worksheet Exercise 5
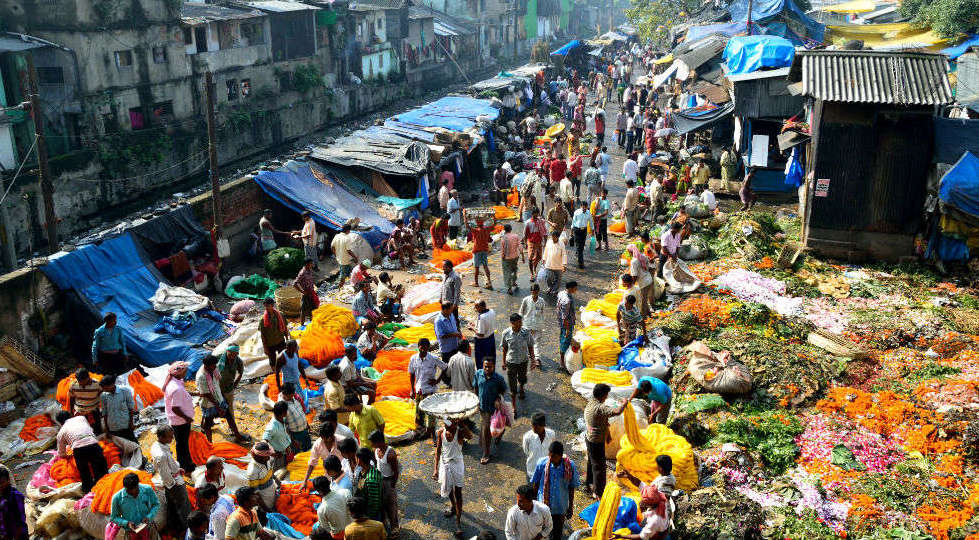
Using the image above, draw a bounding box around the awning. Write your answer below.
[817,0,875,13]
[654,54,674,65]
[826,22,950,50]
[253,161,395,247]
[673,102,735,134]
[551,40,582,56]
[943,34,979,60]
[652,62,679,89]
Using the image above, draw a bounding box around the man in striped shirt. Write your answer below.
[68,369,102,435]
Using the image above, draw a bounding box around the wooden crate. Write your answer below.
[807,329,868,360]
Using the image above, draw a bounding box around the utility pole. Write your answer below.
[26,54,57,254]
[609,0,614,35]
[746,0,753,35]
[204,72,222,238]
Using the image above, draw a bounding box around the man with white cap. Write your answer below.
[246,441,280,511]
[446,189,463,241]
[163,361,196,473]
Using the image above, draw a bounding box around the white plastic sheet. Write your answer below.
[149,283,209,313]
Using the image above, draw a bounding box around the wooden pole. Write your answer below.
[205,71,222,237]
[26,54,57,253]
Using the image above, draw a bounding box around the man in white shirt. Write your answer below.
[659,221,684,278]
[447,340,476,392]
[55,411,107,492]
[622,155,638,183]
[521,413,557,480]
[438,178,451,212]
[152,424,193,533]
[700,185,717,211]
[446,190,463,241]
[541,231,567,296]
[299,212,319,271]
[558,172,575,215]
[505,483,553,540]
[623,179,639,236]
[312,475,352,537]
[471,300,497,369]
[331,223,358,287]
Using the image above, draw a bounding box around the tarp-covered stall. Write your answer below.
[723,35,796,75]
[253,160,395,249]
[42,233,226,370]
[392,96,500,133]
[727,0,825,44]
[940,152,979,221]
[673,103,735,134]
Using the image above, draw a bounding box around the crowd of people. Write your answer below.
[0,40,722,540]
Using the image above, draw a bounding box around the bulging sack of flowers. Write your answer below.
[685,341,753,395]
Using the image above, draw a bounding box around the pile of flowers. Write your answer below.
[712,269,804,317]
[675,295,736,330]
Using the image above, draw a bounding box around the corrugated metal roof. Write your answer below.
[242,1,319,12]
[181,3,264,24]
[724,66,791,82]
[788,50,953,105]
[676,35,728,72]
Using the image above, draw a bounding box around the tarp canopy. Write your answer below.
[673,102,735,134]
[942,34,979,60]
[934,117,979,164]
[727,0,825,43]
[129,205,211,261]
[42,233,226,370]
[826,23,949,50]
[253,160,394,249]
[392,96,499,132]
[817,0,875,13]
[723,35,796,75]
[599,31,629,42]
[310,136,430,176]
[939,151,979,219]
[551,40,582,56]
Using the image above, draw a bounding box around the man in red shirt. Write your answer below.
[470,217,494,290]
[594,110,606,147]
[567,153,583,199]
[549,153,567,186]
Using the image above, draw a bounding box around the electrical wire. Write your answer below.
[0,135,38,207]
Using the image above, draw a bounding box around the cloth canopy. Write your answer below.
[817,0,875,13]
[942,34,979,60]
[42,233,226,370]
[826,23,949,50]
[727,0,825,43]
[940,152,979,219]
[254,161,393,249]
[672,103,735,134]
[723,35,795,75]
[392,96,499,133]
[551,40,582,56]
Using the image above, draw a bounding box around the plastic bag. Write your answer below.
[490,409,507,438]
[589,236,597,255]
[565,344,584,373]
[578,495,641,533]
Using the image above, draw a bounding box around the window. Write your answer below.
[152,46,167,64]
[242,22,265,45]
[128,107,145,130]
[378,17,383,30]
[241,79,251,97]
[114,50,133,68]
[36,67,64,85]
[226,79,238,101]
[183,27,193,45]
[152,101,173,122]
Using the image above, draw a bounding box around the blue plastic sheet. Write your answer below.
[253,161,394,249]
[943,34,979,60]
[265,512,304,539]
[552,40,582,56]
[723,35,795,75]
[939,151,979,218]
[727,0,825,43]
[579,496,641,533]
[376,196,424,210]
[42,233,226,369]
[785,147,804,187]
[392,96,500,133]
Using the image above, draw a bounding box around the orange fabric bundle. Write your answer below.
[188,430,250,468]
[493,205,517,220]
[609,221,626,234]
[376,370,411,398]
[52,440,124,487]
[128,370,164,406]
[91,469,154,515]
[507,188,520,208]
[372,350,414,372]
[491,225,504,234]
[298,325,345,367]
[56,372,103,410]
[19,414,54,442]
[412,302,442,316]
[263,374,320,401]
[431,247,472,268]
[186,485,197,510]
[275,482,322,536]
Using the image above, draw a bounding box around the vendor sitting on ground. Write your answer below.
[385,221,416,269]
[375,272,404,321]
[430,213,449,250]
[352,281,382,326]
[339,344,378,403]
[356,321,390,360]
[350,259,377,289]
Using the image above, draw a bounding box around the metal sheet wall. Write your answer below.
[732,78,804,119]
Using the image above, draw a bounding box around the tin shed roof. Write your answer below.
[788,49,952,105]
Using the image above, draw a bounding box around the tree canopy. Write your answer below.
[901,0,979,38]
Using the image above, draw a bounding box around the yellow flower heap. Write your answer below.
[616,403,698,491]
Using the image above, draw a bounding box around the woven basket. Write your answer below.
[807,329,868,360]
[949,308,979,335]
[418,391,479,419]
[275,287,303,318]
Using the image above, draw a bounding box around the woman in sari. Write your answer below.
[430,215,448,250]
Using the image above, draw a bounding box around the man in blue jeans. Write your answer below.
[472,357,507,465]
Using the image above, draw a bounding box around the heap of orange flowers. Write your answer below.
[276,482,322,535]
[188,430,250,468]
[676,295,736,330]
[51,440,123,487]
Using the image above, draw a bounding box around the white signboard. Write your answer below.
[750,134,769,168]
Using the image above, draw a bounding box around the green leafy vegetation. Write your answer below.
[293,64,325,93]
[901,0,979,38]
[715,411,804,475]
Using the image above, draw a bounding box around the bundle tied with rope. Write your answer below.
[616,402,699,492]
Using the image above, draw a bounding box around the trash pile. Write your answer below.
[568,207,979,539]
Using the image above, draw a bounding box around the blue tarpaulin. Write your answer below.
[254,161,394,249]
[392,96,500,133]
[723,35,796,74]
[934,117,979,165]
[42,233,226,369]
[943,34,979,60]
[727,0,824,43]
[551,40,582,56]
[376,196,424,210]
[686,22,757,43]
[939,152,979,219]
